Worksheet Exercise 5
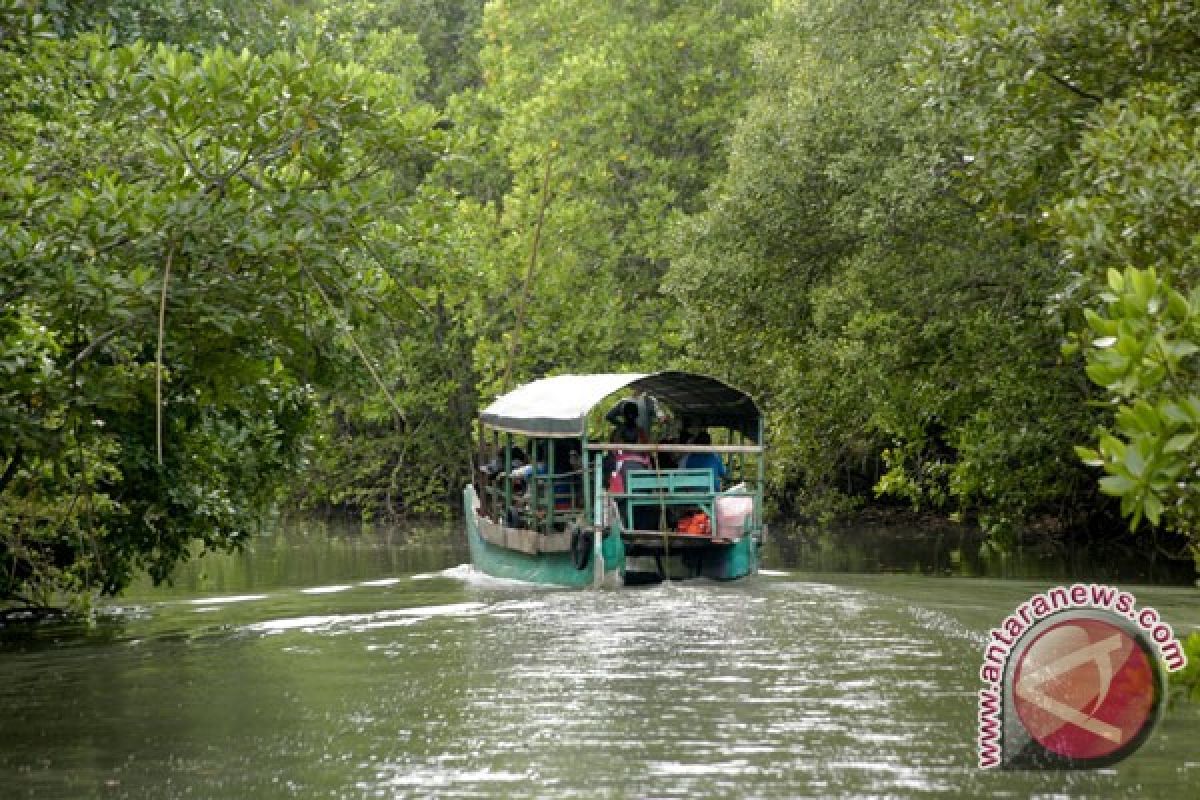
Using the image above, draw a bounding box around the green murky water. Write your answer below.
[1,521,1197,798]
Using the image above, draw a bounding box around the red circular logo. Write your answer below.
[1012,616,1159,762]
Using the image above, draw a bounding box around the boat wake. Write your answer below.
[243,602,489,636]
[411,564,475,581]
[425,563,561,591]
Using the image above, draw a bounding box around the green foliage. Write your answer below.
[1075,268,1199,532]
[6,0,1196,609]
[919,1,1199,549]
[322,0,484,104]
[1169,632,1200,706]
[665,0,1100,533]
[297,0,768,517]
[294,188,483,520]
[454,0,767,392]
[912,0,1199,225]
[0,15,439,607]
[27,0,294,51]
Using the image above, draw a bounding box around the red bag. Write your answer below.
[676,511,711,536]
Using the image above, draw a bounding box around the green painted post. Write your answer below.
[529,438,539,529]
[490,430,499,517]
[594,448,605,588]
[756,418,765,529]
[545,439,555,533]
[581,434,591,523]
[504,432,512,523]
[593,447,604,534]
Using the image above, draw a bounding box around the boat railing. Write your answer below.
[480,469,585,533]
[610,468,758,542]
[584,443,763,455]
[529,470,585,530]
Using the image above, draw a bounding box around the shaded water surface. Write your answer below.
[1,522,1197,798]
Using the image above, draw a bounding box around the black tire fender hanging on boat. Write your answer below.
[570,527,593,570]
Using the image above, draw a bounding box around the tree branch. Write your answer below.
[156,243,175,466]
[305,270,407,423]
[204,148,253,197]
[167,131,216,184]
[353,232,431,318]
[65,328,119,372]
[0,447,22,495]
[1038,68,1104,103]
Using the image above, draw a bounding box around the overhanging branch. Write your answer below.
[1038,68,1104,103]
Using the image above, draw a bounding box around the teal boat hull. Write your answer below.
[700,533,759,581]
[463,486,625,587]
[463,485,758,586]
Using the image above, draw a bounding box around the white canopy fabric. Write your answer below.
[479,371,761,439]
[480,373,646,437]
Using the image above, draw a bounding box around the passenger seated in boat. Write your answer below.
[497,444,541,526]
[505,441,584,528]
[481,444,528,520]
[480,444,526,478]
[553,448,584,509]
[656,415,698,469]
[679,431,726,492]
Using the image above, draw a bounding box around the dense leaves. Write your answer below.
[661,0,1196,563]
[919,0,1199,549]
[0,3,440,608]
[453,0,767,393]
[1076,268,1199,533]
[665,0,1100,535]
[3,0,1197,609]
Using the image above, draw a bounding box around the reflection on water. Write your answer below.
[0,520,1196,799]
[771,522,1198,585]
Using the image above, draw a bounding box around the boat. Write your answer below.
[463,371,766,587]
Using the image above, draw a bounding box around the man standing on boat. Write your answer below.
[605,393,660,443]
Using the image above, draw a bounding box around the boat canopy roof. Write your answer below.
[479,371,761,440]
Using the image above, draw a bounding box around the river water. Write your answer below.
[1,521,1197,799]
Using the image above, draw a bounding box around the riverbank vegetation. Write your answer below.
[1,0,1196,609]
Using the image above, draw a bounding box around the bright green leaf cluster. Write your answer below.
[1077,268,1199,530]
[1169,632,1200,707]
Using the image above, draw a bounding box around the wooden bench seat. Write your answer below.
[614,468,717,532]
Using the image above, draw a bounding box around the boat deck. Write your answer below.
[620,530,740,548]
